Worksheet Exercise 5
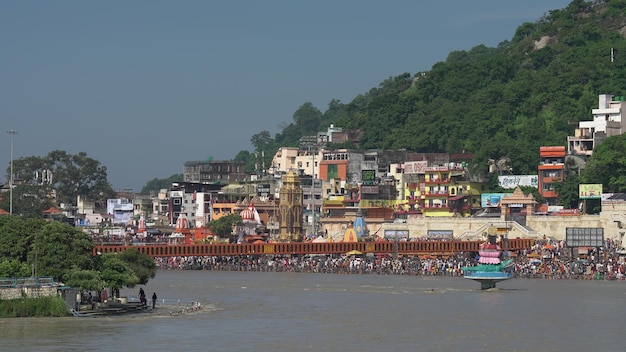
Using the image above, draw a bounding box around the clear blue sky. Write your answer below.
[1,0,572,192]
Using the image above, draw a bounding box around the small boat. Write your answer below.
[462,234,514,290]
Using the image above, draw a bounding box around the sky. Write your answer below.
[1,0,572,192]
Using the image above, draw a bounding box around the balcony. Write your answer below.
[405,195,419,202]
[423,191,449,197]
[424,178,450,184]
[423,204,449,209]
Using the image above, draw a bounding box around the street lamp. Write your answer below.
[7,130,17,215]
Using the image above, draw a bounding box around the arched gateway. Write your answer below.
[500,187,536,225]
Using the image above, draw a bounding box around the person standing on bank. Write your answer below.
[152,292,157,309]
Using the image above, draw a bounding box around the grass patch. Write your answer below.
[0,296,70,318]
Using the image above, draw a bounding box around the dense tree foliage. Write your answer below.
[0,217,155,291]
[554,174,581,209]
[0,184,56,218]
[233,1,626,195]
[97,253,139,292]
[208,213,242,238]
[140,174,183,194]
[29,221,95,283]
[116,248,157,285]
[581,133,626,192]
[6,150,115,209]
[65,269,106,292]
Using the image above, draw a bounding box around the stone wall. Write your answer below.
[0,286,59,300]
[378,200,626,244]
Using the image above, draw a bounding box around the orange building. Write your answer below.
[538,146,566,206]
[319,158,349,181]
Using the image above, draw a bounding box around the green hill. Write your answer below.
[242,0,626,179]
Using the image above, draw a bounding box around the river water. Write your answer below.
[1,270,624,352]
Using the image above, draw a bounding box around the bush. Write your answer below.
[0,296,69,318]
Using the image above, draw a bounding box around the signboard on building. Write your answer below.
[498,175,538,189]
[481,193,505,208]
[427,230,453,240]
[257,184,271,198]
[170,191,183,198]
[579,184,602,199]
[361,186,379,194]
[404,161,428,174]
[362,170,376,185]
[547,205,564,213]
[566,227,604,247]
[384,229,409,239]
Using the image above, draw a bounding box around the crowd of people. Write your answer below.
[153,238,626,280]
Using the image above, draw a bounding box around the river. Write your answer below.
[1,270,624,352]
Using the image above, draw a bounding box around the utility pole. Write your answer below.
[7,130,18,215]
[312,147,316,236]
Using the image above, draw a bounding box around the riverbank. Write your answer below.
[152,238,626,280]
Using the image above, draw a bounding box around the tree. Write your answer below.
[32,221,95,283]
[554,174,580,209]
[0,216,43,262]
[292,103,323,137]
[117,248,156,285]
[581,134,626,192]
[140,174,183,194]
[97,253,140,293]
[0,184,55,219]
[0,259,30,278]
[208,214,241,238]
[64,269,106,292]
[9,150,115,207]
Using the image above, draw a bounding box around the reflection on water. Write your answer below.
[1,271,625,352]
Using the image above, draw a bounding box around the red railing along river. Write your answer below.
[94,238,534,257]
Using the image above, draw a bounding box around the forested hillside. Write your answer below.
[238,0,626,179]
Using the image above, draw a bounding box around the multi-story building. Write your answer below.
[420,163,471,216]
[396,156,482,218]
[168,182,223,227]
[183,159,247,185]
[538,146,566,206]
[106,198,134,225]
[568,94,626,157]
[268,146,322,178]
[316,124,363,147]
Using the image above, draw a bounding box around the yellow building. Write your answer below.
[397,162,485,218]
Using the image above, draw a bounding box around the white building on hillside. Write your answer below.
[568,94,626,156]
